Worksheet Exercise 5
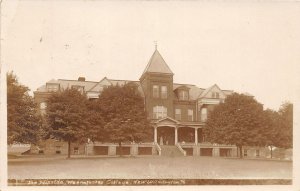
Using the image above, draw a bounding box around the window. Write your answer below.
[47,84,59,92]
[56,146,61,154]
[175,109,181,121]
[74,147,79,155]
[201,108,207,122]
[153,106,167,119]
[72,85,84,93]
[153,85,159,98]
[40,102,47,115]
[179,90,188,100]
[40,102,47,109]
[161,86,167,99]
[256,150,260,157]
[244,149,248,157]
[188,109,193,121]
[212,92,220,98]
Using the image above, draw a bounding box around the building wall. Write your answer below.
[30,139,85,155]
[242,146,269,158]
[140,73,174,119]
[198,104,217,122]
[174,102,197,122]
[33,92,52,115]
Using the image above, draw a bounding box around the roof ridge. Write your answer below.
[57,79,97,83]
[107,78,139,82]
[174,83,196,86]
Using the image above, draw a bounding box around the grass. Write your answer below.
[8,155,292,179]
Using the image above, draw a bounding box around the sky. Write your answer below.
[2,1,300,111]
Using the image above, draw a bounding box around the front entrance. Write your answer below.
[157,126,175,145]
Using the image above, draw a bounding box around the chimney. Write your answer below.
[78,77,85,81]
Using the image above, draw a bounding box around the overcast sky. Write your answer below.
[2,1,300,111]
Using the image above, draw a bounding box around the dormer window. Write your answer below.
[179,90,188,100]
[47,84,59,92]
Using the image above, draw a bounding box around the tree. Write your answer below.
[96,84,152,156]
[203,93,266,158]
[277,102,293,148]
[46,88,90,158]
[7,72,40,144]
[263,109,281,158]
[85,100,106,142]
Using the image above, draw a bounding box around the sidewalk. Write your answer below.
[8,154,160,162]
[8,154,292,163]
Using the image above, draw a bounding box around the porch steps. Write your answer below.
[160,145,184,157]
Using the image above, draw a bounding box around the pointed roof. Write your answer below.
[198,84,226,98]
[87,77,112,92]
[141,50,173,76]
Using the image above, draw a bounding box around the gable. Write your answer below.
[88,77,112,92]
[156,117,179,126]
[199,84,226,99]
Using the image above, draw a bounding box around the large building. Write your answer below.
[33,49,272,158]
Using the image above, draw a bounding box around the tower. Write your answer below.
[140,49,174,120]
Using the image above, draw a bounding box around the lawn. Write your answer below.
[8,155,292,180]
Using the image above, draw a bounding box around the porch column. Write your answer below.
[154,127,157,143]
[175,127,178,144]
[195,128,198,145]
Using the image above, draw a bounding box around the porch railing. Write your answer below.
[154,142,161,156]
[176,143,186,156]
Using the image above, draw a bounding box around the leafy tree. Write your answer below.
[85,100,106,142]
[263,109,281,158]
[7,72,40,144]
[203,93,266,158]
[96,84,152,156]
[46,88,90,158]
[277,102,293,148]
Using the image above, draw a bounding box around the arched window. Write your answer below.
[153,106,167,119]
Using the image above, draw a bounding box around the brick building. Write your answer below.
[33,48,271,158]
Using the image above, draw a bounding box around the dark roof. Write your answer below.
[36,79,97,92]
[173,83,204,100]
[36,78,232,101]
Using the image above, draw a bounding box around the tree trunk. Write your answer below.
[119,141,123,157]
[270,145,273,159]
[67,140,71,159]
[239,145,243,159]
